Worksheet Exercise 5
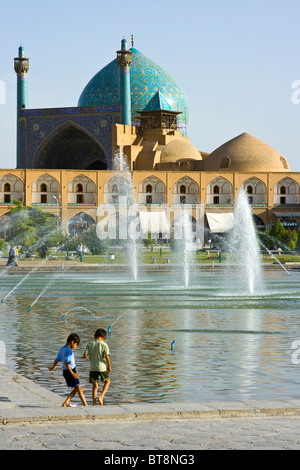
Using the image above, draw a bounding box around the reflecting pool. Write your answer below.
[1,269,300,404]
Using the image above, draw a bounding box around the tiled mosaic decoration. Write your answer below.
[19,106,121,169]
[144,90,174,112]
[78,47,189,131]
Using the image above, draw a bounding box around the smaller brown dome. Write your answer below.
[160,139,202,164]
[202,133,290,172]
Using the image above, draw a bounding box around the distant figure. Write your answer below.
[76,243,83,258]
[6,245,18,267]
[82,328,111,406]
[41,243,47,259]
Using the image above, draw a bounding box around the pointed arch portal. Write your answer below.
[36,125,108,170]
[68,212,95,236]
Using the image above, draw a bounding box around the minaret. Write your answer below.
[116,38,132,126]
[14,45,29,168]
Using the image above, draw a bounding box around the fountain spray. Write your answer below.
[112,151,140,281]
[107,309,131,333]
[226,187,264,295]
[259,241,291,276]
[61,306,94,323]
[1,204,98,305]
[1,255,50,303]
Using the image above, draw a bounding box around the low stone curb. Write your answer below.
[0,262,298,274]
[1,365,300,426]
[2,401,300,426]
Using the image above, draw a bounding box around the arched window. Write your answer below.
[280,186,286,195]
[180,185,186,194]
[145,185,152,203]
[77,194,84,203]
[247,186,253,194]
[213,185,220,194]
[112,184,118,193]
[280,156,289,169]
[76,183,83,193]
[220,156,231,168]
[4,183,11,192]
[40,183,47,192]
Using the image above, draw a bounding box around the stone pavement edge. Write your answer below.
[1,364,300,426]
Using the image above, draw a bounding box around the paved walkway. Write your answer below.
[1,365,300,450]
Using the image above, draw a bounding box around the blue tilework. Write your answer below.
[18,106,121,169]
[143,90,174,112]
[78,48,189,131]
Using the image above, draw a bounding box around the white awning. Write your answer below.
[139,211,170,237]
[206,212,234,233]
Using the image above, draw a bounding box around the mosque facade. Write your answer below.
[2,38,300,241]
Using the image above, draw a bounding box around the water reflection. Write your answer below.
[0,270,300,404]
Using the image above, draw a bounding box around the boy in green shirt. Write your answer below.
[82,328,111,406]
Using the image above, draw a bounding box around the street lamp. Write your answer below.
[53,195,61,227]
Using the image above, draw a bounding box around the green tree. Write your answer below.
[60,234,81,252]
[265,219,298,251]
[268,219,286,241]
[82,225,108,255]
[0,238,7,251]
[281,229,297,251]
[143,231,155,248]
[6,205,64,253]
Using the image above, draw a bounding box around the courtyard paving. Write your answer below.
[0,365,300,451]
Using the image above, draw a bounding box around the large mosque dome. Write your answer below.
[202,133,290,172]
[78,47,189,131]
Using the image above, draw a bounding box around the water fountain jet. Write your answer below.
[112,151,139,281]
[259,240,291,275]
[226,188,264,295]
[173,209,195,287]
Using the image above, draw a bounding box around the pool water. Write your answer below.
[1,269,300,405]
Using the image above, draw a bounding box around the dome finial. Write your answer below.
[18,44,24,58]
[131,34,134,48]
[121,37,127,50]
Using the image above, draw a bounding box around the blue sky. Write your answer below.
[0,0,299,170]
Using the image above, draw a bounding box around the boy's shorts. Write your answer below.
[63,367,80,388]
[89,370,109,383]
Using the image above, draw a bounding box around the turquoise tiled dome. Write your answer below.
[78,47,189,131]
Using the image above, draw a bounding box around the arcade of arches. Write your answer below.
[0,169,299,235]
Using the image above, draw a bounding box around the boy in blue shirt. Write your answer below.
[49,333,88,407]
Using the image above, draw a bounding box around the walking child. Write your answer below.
[49,333,88,407]
[82,328,111,406]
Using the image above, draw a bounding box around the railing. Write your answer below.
[32,203,58,206]
[171,203,202,207]
[1,201,299,210]
[68,203,96,206]
[0,202,20,206]
[32,202,97,207]
[274,203,300,207]
[205,203,268,207]
[139,203,168,207]
[206,203,233,207]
